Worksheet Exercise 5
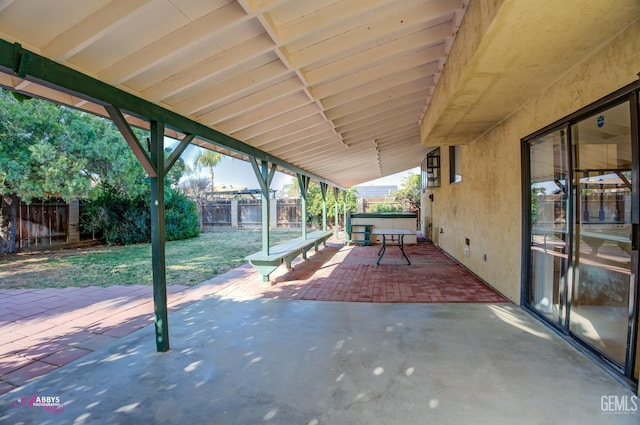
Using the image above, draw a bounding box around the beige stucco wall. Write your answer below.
[422,0,640,148]
[426,19,640,303]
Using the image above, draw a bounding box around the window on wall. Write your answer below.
[422,148,441,189]
[449,145,461,183]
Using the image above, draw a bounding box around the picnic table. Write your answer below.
[372,228,414,265]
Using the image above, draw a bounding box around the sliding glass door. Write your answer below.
[525,89,639,380]
[528,129,570,328]
[570,101,633,368]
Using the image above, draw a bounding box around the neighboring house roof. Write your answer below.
[355,185,398,198]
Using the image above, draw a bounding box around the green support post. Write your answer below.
[250,157,277,255]
[261,162,270,255]
[297,174,310,240]
[333,187,340,239]
[344,190,349,242]
[108,108,193,352]
[320,182,328,231]
[149,120,170,352]
[343,190,348,227]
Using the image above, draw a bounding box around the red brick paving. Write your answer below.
[0,239,507,396]
[219,241,508,304]
[0,360,58,387]
[40,347,92,367]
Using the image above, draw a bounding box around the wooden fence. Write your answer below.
[201,199,232,227]
[200,198,302,229]
[276,199,302,228]
[16,198,305,248]
[18,198,80,248]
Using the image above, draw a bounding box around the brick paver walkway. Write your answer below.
[217,241,508,303]
[0,240,506,395]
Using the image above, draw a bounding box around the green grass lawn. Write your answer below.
[0,228,304,289]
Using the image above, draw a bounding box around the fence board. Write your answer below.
[19,198,68,247]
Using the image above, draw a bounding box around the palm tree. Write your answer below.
[193,150,223,193]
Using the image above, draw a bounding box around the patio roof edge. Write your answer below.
[0,39,344,190]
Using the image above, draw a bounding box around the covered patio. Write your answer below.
[1,239,636,424]
[0,0,639,419]
[0,239,505,394]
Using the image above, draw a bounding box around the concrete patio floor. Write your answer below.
[0,240,637,423]
[0,298,637,424]
[0,240,507,397]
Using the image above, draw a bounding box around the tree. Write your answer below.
[0,90,149,201]
[193,150,223,194]
[165,147,187,190]
[0,88,195,252]
[179,177,210,203]
[0,92,91,204]
[394,173,421,213]
[306,184,358,227]
[0,89,153,253]
[280,177,300,198]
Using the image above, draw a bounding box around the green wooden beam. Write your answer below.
[266,161,277,187]
[249,157,268,194]
[0,39,342,189]
[249,156,276,193]
[320,182,328,231]
[343,190,348,239]
[333,187,340,238]
[105,105,156,177]
[297,174,310,200]
[11,42,29,78]
[149,120,170,352]
[165,133,194,174]
[250,157,277,256]
[297,174,310,240]
[100,108,170,352]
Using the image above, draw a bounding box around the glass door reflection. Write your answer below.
[570,101,632,367]
[529,129,569,327]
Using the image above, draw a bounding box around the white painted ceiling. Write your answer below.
[0,0,467,187]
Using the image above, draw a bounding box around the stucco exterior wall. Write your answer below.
[420,0,505,146]
[426,19,640,303]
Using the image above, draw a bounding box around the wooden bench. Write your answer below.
[246,230,334,282]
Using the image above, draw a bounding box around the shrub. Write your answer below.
[81,183,200,245]
[165,190,200,241]
[373,203,402,213]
